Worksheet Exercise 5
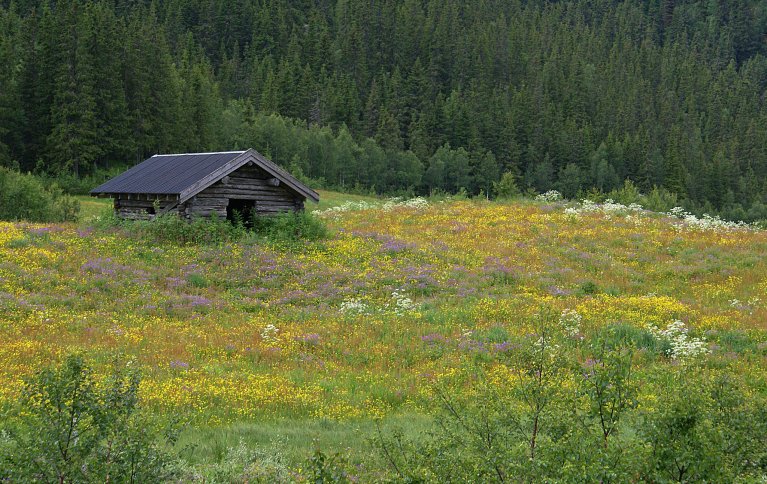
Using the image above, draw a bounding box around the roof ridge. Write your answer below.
[152,151,246,157]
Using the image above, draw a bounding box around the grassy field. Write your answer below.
[2,192,767,479]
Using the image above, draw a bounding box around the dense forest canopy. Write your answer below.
[1,0,766,218]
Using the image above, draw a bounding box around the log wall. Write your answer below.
[114,197,180,220]
[113,163,307,220]
[186,164,305,218]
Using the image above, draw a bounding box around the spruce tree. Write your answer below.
[0,4,23,166]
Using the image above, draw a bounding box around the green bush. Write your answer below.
[607,179,644,206]
[100,210,329,247]
[0,167,79,222]
[0,354,178,482]
[250,211,329,245]
[642,186,679,212]
[579,280,599,295]
[590,323,660,353]
[374,311,767,482]
[123,213,245,245]
[493,171,521,199]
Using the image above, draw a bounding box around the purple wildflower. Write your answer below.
[492,341,519,353]
[548,286,572,297]
[295,333,321,345]
[170,360,189,370]
[185,295,212,307]
[421,333,448,344]
[458,339,487,353]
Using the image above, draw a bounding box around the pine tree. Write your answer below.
[82,2,131,167]
[375,108,403,152]
[46,0,100,176]
[0,4,23,166]
[19,3,59,170]
[177,43,223,151]
[471,149,499,198]
[363,78,383,139]
[124,5,182,159]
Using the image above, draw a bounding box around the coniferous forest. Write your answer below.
[1,0,766,218]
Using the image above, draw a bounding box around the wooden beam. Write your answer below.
[157,200,180,216]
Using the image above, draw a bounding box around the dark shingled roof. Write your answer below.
[91,150,319,202]
[91,151,246,195]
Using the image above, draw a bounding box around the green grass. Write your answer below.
[75,195,111,220]
[174,413,433,470]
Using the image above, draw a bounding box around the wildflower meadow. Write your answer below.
[2,192,767,480]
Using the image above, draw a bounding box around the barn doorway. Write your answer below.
[227,199,256,226]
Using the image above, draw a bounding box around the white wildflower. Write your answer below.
[647,320,708,360]
[564,198,644,218]
[564,207,580,219]
[340,298,370,315]
[731,297,760,314]
[667,207,756,232]
[669,206,687,218]
[382,197,429,211]
[535,190,562,202]
[314,197,429,218]
[313,200,379,218]
[559,309,582,338]
[260,324,279,342]
[533,335,561,359]
[391,290,417,315]
[579,199,599,212]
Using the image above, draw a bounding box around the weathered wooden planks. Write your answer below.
[109,153,310,220]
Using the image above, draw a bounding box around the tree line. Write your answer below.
[1,0,766,219]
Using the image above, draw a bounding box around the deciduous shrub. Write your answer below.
[97,209,329,247]
[0,167,79,222]
[250,211,329,245]
[96,212,244,245]
[374,309,767,482]
[0,354,178,482]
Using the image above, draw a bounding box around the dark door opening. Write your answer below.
[227,199,256,226]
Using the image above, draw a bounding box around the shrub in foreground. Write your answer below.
[0,355,178,482]
[375,312,767,482]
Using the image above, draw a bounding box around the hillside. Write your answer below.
[2,0,767,220]
[1,195,767,479]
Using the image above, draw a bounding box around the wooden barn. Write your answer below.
[90,149,319,221]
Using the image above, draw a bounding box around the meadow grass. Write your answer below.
[3,192,767,476]
[174,413,433,470]
[75,195,111,220]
